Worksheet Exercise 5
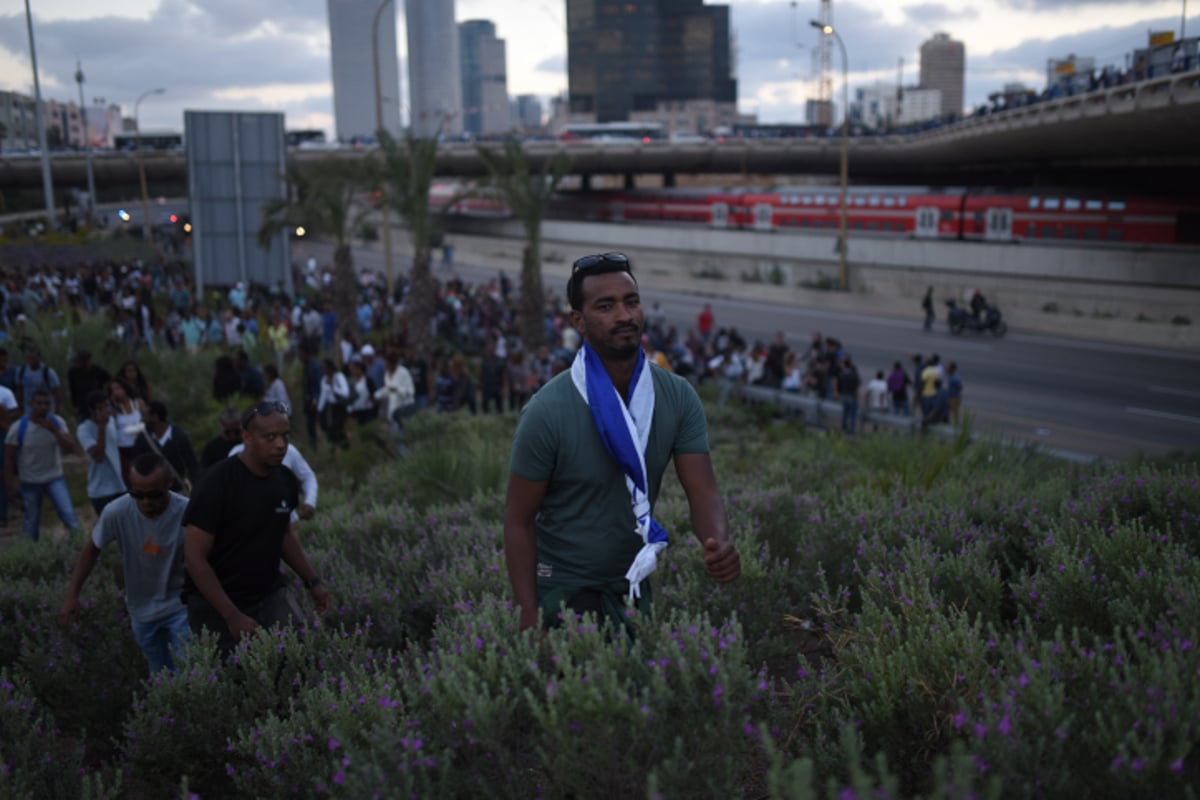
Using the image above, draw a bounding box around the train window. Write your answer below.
[940,210,955,222]
[1085,200,1103,211]
[882,222,893,231]
[1083,227,1100,240]
[1029,197,1040,209]
[1044,198,1061,210]
[802,196,812,205]
[1107,200,1126,211]
[815,196,826,205]
[852,220,864,229]
[1063,226,1079,238]
[867,221,879,230]
[1027,223,1036,236]
[883,196,896,207]
[897,196,907,207]
[853,196,866,207]
[868,196,881,206]
[1106,228,1123,241]
[1040,225,1056,238]
[800,218,810,227]
[1065,198,1081,211]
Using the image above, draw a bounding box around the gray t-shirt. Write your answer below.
[5,414,68,484]
[92,493,189,624]
[509,365,710,588]
[76,418,127,499]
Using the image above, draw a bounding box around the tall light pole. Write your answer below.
[134,87,165,242]
[75,61,97,225]
[23,0,56,229]
[373,0,397,302]
[812,20,849,291]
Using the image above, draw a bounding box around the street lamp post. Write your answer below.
[812,20,849,291]
[75,61,98,225]
[23,0,56,229]
[372,0,397,302]
[134,87,165,242]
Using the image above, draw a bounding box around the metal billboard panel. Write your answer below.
[185,110,291,295]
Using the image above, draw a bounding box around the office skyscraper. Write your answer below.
[566,0,736,123]
[459,20,511,136]
[919,32,965,118]
[406,0,462,138]
[327,0,401,143]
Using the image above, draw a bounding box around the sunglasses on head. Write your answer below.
[572,252,630,273]
[241,401,291,429]
[129,489,166,501]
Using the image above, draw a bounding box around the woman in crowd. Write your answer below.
[118,360,152,402]
[108,379,146,483]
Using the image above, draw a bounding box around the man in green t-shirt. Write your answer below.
[504,252,740,632]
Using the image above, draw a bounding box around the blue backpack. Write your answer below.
[15,414,64,453]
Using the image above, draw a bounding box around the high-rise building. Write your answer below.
[407,0,462,138]
[459,20,510,136]
[851,83,942,130]
[327,0,402,143]
[566,0,736,124]
[512,94,544,131]
[0,90,40,150]
[919,32,964,119]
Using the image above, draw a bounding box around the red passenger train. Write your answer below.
[542,187,1200,247]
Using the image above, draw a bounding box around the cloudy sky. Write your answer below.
[0,0,1189,136]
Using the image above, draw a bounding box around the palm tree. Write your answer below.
[376,131,440,360]
[476,140,571,356]
[258,155,373,328]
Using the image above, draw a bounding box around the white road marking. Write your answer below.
[1149,385,1200,400]
[1126,407,1200,425]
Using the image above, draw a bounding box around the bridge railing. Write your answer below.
[735,384,928,436]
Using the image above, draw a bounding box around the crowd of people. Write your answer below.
[0,244,966,669]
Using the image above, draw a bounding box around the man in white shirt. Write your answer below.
[374,341,416,432]
[864,370,891,415]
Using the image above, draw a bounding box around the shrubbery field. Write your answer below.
[1,330,1197,798]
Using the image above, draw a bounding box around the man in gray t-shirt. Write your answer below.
[60,452,191,673]
[4,388,80,541]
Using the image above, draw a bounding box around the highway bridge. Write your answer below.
[3,69,1200,200]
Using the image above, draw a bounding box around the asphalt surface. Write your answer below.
[298,239,1200,462]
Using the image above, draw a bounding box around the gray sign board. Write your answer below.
[185,110,291,294]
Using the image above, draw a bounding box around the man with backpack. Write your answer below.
[4,388,81,541]
[18,346,62,413]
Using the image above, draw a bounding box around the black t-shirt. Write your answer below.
[182,456,299,608]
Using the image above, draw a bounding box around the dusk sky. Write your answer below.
[0,0,1190,135]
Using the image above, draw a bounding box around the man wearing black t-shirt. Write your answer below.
[182,402,329,651]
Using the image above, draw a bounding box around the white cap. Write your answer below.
[360,344,375,357]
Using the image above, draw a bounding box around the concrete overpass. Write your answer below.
[3,69,1199,199]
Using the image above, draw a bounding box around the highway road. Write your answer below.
[297,240,1200,462]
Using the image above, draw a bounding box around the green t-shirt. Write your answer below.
[509,365,710,589]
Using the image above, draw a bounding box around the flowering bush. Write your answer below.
[0,408,1196,798]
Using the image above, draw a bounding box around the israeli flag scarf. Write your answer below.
[571,341,668,600]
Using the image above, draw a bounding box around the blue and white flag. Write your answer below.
[571,342,668,600]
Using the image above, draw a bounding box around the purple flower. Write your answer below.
[328,737,340,752]
[333,771,346,785]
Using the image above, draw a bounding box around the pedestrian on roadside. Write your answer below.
[947,361,964,425]
[922,286,935,331]
[59,452,190,673]
[835,356,861,434]
[887,361,911,416]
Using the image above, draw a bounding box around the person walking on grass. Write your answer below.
[59,453,190,673]
[504,252,740,634]
[183,402,329,653]
[5,389,81,541]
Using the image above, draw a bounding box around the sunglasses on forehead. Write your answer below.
[572,252,630,273]
[241,401,291,429]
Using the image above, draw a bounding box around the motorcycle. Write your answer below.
[946,299,1008,337]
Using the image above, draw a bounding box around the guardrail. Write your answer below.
[735,383,951,437]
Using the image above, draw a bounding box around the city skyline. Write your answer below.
[0,0,1191,137]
